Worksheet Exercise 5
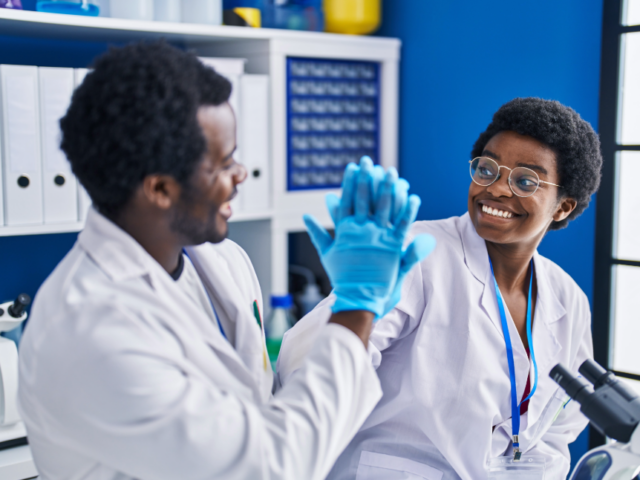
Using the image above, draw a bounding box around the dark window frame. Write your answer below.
[592,0,640,448]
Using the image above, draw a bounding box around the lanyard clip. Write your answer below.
[512,435,522,462]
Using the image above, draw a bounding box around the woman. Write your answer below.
[277,97,602,480]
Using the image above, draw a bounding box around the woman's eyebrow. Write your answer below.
[482,149,500,160]
[517,162,549,175]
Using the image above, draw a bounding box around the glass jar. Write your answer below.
[0,0,23,10]
[110,0,154,20]
[36,0,100,16]
[263,0,323,32]
[181,0,222,25]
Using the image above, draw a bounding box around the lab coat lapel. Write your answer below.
[458,213,505,335]
[524,253,564,428]
[185,243,271,400]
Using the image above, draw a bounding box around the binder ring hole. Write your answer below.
[54,175,66,186]
[17,176,30,188]
[252,169,261,178]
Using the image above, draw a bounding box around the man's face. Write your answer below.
[468,130,566,247]
[170,102,247,245]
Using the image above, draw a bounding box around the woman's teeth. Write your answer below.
[482,204,513,219]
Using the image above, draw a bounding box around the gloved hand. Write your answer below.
[303,157,436,320]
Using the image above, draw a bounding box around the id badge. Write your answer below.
[488,455,545,480]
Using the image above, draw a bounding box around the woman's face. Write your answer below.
[468,130,576,248]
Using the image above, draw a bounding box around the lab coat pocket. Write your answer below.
[355,451,444,480]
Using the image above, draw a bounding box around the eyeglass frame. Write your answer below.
[468,156,562,198]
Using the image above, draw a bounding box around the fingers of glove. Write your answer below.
[399,234,436,276]
[371,163,385,212]
[325,193,340,226]
[303,214,333,255]
[355,157,374,223]
[338,163,360,222]
[374,167,398,227]
[392,178,409,225]
[394,194,421,240]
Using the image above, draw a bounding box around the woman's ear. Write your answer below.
[553,197,578,223]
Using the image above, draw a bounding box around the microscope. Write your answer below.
[0,294,31,449]
[550,360,640,480]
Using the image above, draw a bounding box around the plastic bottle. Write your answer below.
[36,0,100,16]
[265,294,295,369]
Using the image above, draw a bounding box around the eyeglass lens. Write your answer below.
[469,157,540,197]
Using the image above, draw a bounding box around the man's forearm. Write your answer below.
[329,310,375,346]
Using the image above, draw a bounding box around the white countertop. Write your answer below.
[0,445,38,480]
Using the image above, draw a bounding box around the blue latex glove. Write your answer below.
[304,157,436,320]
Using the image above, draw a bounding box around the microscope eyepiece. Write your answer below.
[8,293,31,318]
[550,364,592,403]
[551,360,640,443]
[579,359,609,389]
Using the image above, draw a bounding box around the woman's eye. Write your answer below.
[479,167,494,177]
[517,177,537,188]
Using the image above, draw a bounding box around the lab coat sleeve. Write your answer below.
[368,255,427,368]
[523,295,593,478]
[42,302,381,480]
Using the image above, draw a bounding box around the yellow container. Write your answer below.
[324,0,381,35]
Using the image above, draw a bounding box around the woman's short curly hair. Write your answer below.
[60,41,232,217]
[471,97,602,230]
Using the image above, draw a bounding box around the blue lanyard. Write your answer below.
[182,249,227,341]
[489,257,538,461]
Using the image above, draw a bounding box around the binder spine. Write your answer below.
[0,65,44,226]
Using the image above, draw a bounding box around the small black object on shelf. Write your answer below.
[8,293,31,318]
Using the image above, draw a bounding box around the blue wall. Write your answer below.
[377,0,603,473]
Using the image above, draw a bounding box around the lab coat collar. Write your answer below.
[78,208,155,285]
[459,212,566,325]
[78,208,264,400]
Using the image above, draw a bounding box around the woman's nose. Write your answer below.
[486,170,513,197]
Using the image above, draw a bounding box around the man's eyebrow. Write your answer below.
[516,162,549,175]
[222,146,237,162]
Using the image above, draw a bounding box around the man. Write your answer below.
[18,42,434,479]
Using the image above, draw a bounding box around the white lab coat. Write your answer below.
[18,209,382,480]
[278,213,592,480]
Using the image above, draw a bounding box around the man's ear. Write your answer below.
[553,196,578,223]
[141,175,181,210]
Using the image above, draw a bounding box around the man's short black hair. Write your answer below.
[471,97,602,230]
[61,41,232,217]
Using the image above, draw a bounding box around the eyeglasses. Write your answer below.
[469,156,562,198]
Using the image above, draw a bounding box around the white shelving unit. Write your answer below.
[0,9,400,478]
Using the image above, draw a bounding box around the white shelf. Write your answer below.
[0,222,83,237]
[229,210,273,223]
[0,210,272,237]
[0,9,399,51]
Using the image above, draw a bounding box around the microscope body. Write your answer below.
[0,295,30,446]
[551,360,640,480]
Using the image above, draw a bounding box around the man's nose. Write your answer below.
[233,163,248,185]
